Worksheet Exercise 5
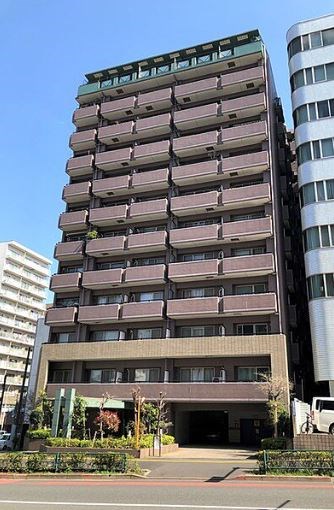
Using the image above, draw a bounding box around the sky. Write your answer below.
[0,0,333,280]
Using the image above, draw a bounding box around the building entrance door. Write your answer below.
[189,410,229,444]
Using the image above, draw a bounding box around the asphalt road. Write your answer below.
[0,478,333,510]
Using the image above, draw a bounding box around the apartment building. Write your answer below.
[287,14,334,397]
[0,241,50,428]
[40,30,294,445]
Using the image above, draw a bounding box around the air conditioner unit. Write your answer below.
[116,371,123,383]
[218,287,225,297]
[218,251,224,259]
[218,325,225,336]
[128,329,134,339]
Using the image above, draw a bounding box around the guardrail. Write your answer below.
[260,450,334,475]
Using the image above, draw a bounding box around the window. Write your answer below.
[180,218,219,228]
[132,256,165,266]
[322,138,334,157]
[96,261,125,270]
[181,287,216,298]
[118,74,131,83]
[178,325,216,337]
[237,366,269,382]
[134,368,159,382]
[196,54,211,64]
[180,367,214,382]
[322,28,334,47]
[304,227,320,251]
[90,330,120,342]
[310,31,322,48]
[301,179,334,205]
[93,294,123,305]
[101,79,113,89]
[89,369,115,383]
[180,252,216,262]
[61,266,83,274]
[288,29,334,60]
[318,100,330,118]
[177,59,190,69]
[55,332,76,344]
[138,69,151,78]
[156,64,170,75]
[56,297,79,308]
[231,246,265,257]
[134,291,164,302]
[52,370,71,384]
[234,283,267,295]
[297,138,334,164]
[290,62,334,91]
[134,225,165,233]
[307,274,326,299]
[322,400,334,411]
[327,180,334,199]
[135,328,162,340]
[230,212,264,222]
[235,323,269,335]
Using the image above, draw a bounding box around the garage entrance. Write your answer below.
[189,411,229,445]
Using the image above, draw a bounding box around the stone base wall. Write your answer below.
[40,443,178,458]
[292,433,334,450]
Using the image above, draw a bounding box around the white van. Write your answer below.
[311,397,334,434]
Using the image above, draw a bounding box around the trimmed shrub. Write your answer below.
[258,449,334,475]
[27,429,51,440]
[45,434,175,449]
[260,437,286,450]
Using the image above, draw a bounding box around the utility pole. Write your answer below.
[0,373,8,429]
[13,346,32,447]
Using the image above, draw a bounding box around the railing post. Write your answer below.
[54,453,60,473]
[263,450,267,474]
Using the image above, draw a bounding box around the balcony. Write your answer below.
[222,253,275,278]
[136,88,172,114]
[175,76,222,104]
[78,304,120,324]
[168,259,220,282]
[124,264,166,286]
[222,183,271,210]
[135,113,171,139]
[167,297,220,319]
[89,205,128,227]
[62,181,91,204]
[223,217,272,242]
[86,236,125,257]
[121,301,164,321]
[131,168,169,192]
[127,231,167,253]
[221,65,264,93]
[66,155,94,177]
[69,129,97,151]
[222,121,267,149]
[173,130,220,157]
[58,210,88,232]
[98,121,134,145]
[174,103,221,131]
[100,96,136,121]
[221,150,269,177]
[50,273,81,293]
[95,147,132,171]
[133,140,170,165]
[129,198,168,222]
[222,293,277,315]
[47,381,267,403]
[92,175,130,198]
[81,269,123,290]
[73,105,99,128]
[221,92,265,121]
[172,160,220,186]
[171,191,220,217]
[54,241,84,261]
[170,224,221,248]
[45,307,77,326]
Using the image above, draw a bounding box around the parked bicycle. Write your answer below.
[300,412,314,434]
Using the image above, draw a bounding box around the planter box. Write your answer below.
[40,443,178,458]
[25,439,45,451]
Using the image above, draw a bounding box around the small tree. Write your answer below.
[95,410,120,438]
[72,394,87,439]
[258,374,293,438]
[29,391,53,430]
[141,402,159,434]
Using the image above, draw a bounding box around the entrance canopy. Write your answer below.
[83,397,125,409]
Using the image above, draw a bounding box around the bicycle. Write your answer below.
[300,412,314,434]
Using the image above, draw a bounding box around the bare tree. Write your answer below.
[93,393,112,441]
[258,374,293,438]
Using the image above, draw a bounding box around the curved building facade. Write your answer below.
[287,14,334,394]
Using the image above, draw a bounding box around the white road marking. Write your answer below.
[0,501,332,510]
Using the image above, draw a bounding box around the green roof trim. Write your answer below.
[84,397,125,409]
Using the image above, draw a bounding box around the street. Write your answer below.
[0,478,333,509]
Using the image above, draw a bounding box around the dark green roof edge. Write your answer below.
[84,29,261,82]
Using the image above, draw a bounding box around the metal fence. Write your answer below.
[260,450,334,474]
[0,452,128,474]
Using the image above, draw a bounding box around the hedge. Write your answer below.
[258,450,334,475]
[27,429,51,440]
[0,452,136,474]
[260,437,286,450]
[45,434,175,449]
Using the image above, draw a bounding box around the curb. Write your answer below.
[234,474,333,482]
[0,472,149,480]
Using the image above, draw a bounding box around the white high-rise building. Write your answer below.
[287,14,334,395]
[0,241,50,427]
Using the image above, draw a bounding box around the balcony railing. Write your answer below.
[73,105,100,128]
[222,183,271,209]
[69,129,97,151]
[92,168,168,198]
[127,231,167,253]
[133,140,170,165]
[45,307,77,326]
[50,273,81,293]
[171,191,220,216]
[121,301,164,321]
[92,174,130,197]
[98,121,134,145]
[222,217,272,241]
[128,198,168,221]
[66,154,94,177]
[85,236,126,257]
[131,168,169,192]
[89,205,128,226]
[170,224,221,248]
[78,304,120,324]
[58,210,88,232]
[62,181,91,204]
[221,150,269,176]
[81,269,123,289]
[172,160,219,185]
[222,253,275,277]
[167,297,220,319]
[100,96,136,121]
[222,293,277,315]
[95,147,132,171]
[124,264,166,285]
[136,88,172,113]
[54,241,84,261]
[168,259,220,282]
